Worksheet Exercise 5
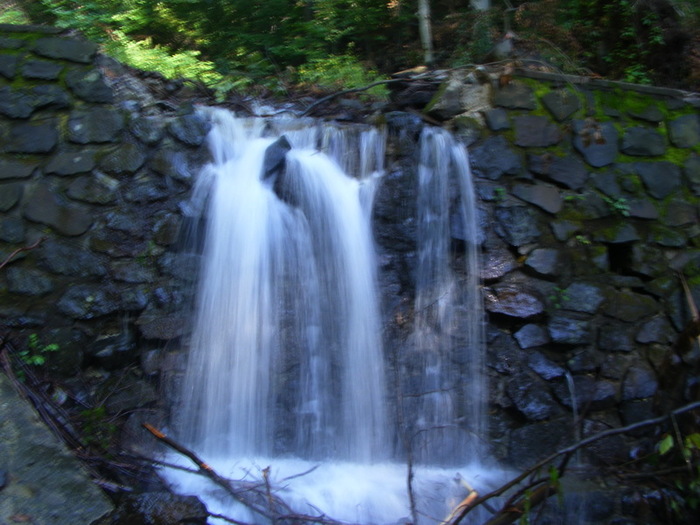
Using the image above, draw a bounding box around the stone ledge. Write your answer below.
[0,24,63,34]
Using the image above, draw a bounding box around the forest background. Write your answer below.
[2,0,700,102]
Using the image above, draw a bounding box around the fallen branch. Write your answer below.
[451,400,700,524]
[0,237,45,271]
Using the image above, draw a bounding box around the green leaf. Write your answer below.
[659,434,674,455]
[685,433,700,450]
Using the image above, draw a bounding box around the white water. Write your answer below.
[166,109,500,524]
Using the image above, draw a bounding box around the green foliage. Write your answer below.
[602,195,631,216]
[79,405,117,451]
[297,54,389,99]
[548,286,570,309]
[656,431,700,518]
[0,5,30,24]
[21,333,60,367]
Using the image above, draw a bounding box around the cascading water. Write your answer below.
[165,108,502,524]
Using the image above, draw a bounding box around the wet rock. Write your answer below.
[524,248,560,277]
[150,147,193,183]
[507,373,562,421]
[100,142,147,175]
[553,375,617,410]
[668,114,700,148]
[0,182,21,211]
[494,206,541,246]
[604,290,659,322]
[136,311,189,340]
[622,365,659,400]
[528,154,588,190]
[573,120,618,167]
[527,351,565,380]
[484,285,545,318]
[484,108,510,131]
[563,282,606,314]
[598,322,637,352]
[89,329,138,370]
[636,161,681,199]
[45,149,98,175]
[22,58,64,79]
[263,135,291,182]
[6,120,58,153]
[507,418,571,468]
[57,284,122,320]
[152,213,182,246]
[130,116,166,145]
[480,239,517,280]
[621,127,666,156]
[39,239,107,277]
[5,267,54,295]
[124,174,171,203]
[514,115,561,147]
[636,316,674,344]
[67,173,120,204]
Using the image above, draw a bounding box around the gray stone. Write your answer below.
[99,142,147,175]
[57,284,122,319]
[494,82,536,110]
[514,323,550,349]
[507,373,562,421]
[33,36,97,63]
[130,116,165,145]
[68,108,124,143]
[6,120,58,153]
[6,267,53,295]
[150,147,193,183]
[598,322,636,352]
[67,173,120,204]
[512,183,562,213]
[22,59,64,80]
[168,113,211,146]
[425,74,464,120]
[650,225,686,247]
[484,108,510,131]
[45,150,97,176]
[524,248,560,276]
[621,127,666,156]
[604,290,659,322]
[541,90,581,121]
[110,260,157,283]
[627,197,659,219]
[684,154,700,195]
[0,158,37,179]
[0,374,113,525]
[263,135,291,182]
[136,311,189,340]
[548,313,593,344]
[0,182,21,211]
[527,351,565,380]
[637,161,681,199]
[124,174,171,203]
[636,316,674,344]
[0,217,25,243]
[528,154,588,190]
[158,252,201,281]
[514,115,561,147]
[494,206,541,246]
[591,222,641,243]
[507,419,571,468]
[470,135,522,180]
[484,285,545,318]
[550,220,580,241]
[109,492,207,525]
[563,282,606,314]
[553,375,617,410]
[65,67,113,103]
[573,120,619,168]
[480,241,517,280]
[0,53,17,78]
[628,104,664,123]
[23,185,93,236]
[662,198,697,226]
[153,213,182,246]
[668,114,700,148]
[622,365,658,400]
[39,239,106,277]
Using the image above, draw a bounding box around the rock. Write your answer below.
[494,82,536,110]
[603,290,659,322]
[68,108,124,143]
[524,248,560,276]
[33,36,98,63]
[23,185,93,236]
[57,284,122,320]
[0,374,113,524]
[484,285,545,318]
[484,108,510,131]
[622,365,658,400]
[39,239,107,277]
[636,316,674,344]
[514,115,561,147]
[598,322,637,352]
[552,375,617,410]
[528,154,588,190]
[621,127,666,156]
[636,161,681,199]
[527,351,565,380]
[22,59,64,80]
[0,53,17,78]
[494,206,541,247]
[263,135,292,182]
[425,73,466,120]
[668,114,700,148]
[507,373,562,421]
[507,418,571,468]
[45,149,98,176]
[469,135,522,180]
[0,158,37,179]
[512,183,562,214]
[5,267,54,295]
[514,323,550,349]
[107,492,207,525]
[65,67,113,103]
[573,120,618,167]
[6,120,58,153]
[168,113,211,146]
[562,282,606,314]
[480,240,517,280]
[100,142,147,175]
[541,90,581,121]
[67,173,120,204]
[548,313,593,344]
[131,116,166,145]
[0,182,21,211]
[0,217,25,243]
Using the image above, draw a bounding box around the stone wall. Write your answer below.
[2,22,700,523]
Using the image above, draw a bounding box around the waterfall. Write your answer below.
[167,109,499,524]
[410,127,486,464]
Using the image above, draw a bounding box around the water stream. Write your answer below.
[165,109,500,524]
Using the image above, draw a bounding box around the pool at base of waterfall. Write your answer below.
[161,455,509,525]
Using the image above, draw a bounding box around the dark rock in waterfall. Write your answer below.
[514,115,562,147]
[527,351,565,380]
[573,120,618,167]
[57,284,122,320]
[507,418,571,468]
[603,290,659,322]
[598,322,637,352]
[373,167,418,253]
[263,135,291,187]
[542,90,581,121]
[668,114,700,147]
[621,127,666,156]
[470,135,522,180]
[484,108,510,131]
[100,142,147,175]
[507,372,562,421]
[67,173,120,204]
[636,316,674,344]
[562,282,607,314]
[480,239,517,281]
[553,375,617,410]
[484,285,545,319]
[104,492,208,525]
[524,248,560,277]
[636,161,681,199]
[39,239,107,277]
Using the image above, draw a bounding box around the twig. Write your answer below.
[0,236,45,271]
[451,400,700,524]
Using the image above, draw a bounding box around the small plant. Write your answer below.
[575,234,591,246]
[602,195,631,217]
[79,405,118,451]
[548,286,570,309]
[19,333,60,367]
[657,431,700,518]
[493,187,507,201]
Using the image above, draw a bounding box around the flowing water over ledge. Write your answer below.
[162,108,502,524]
